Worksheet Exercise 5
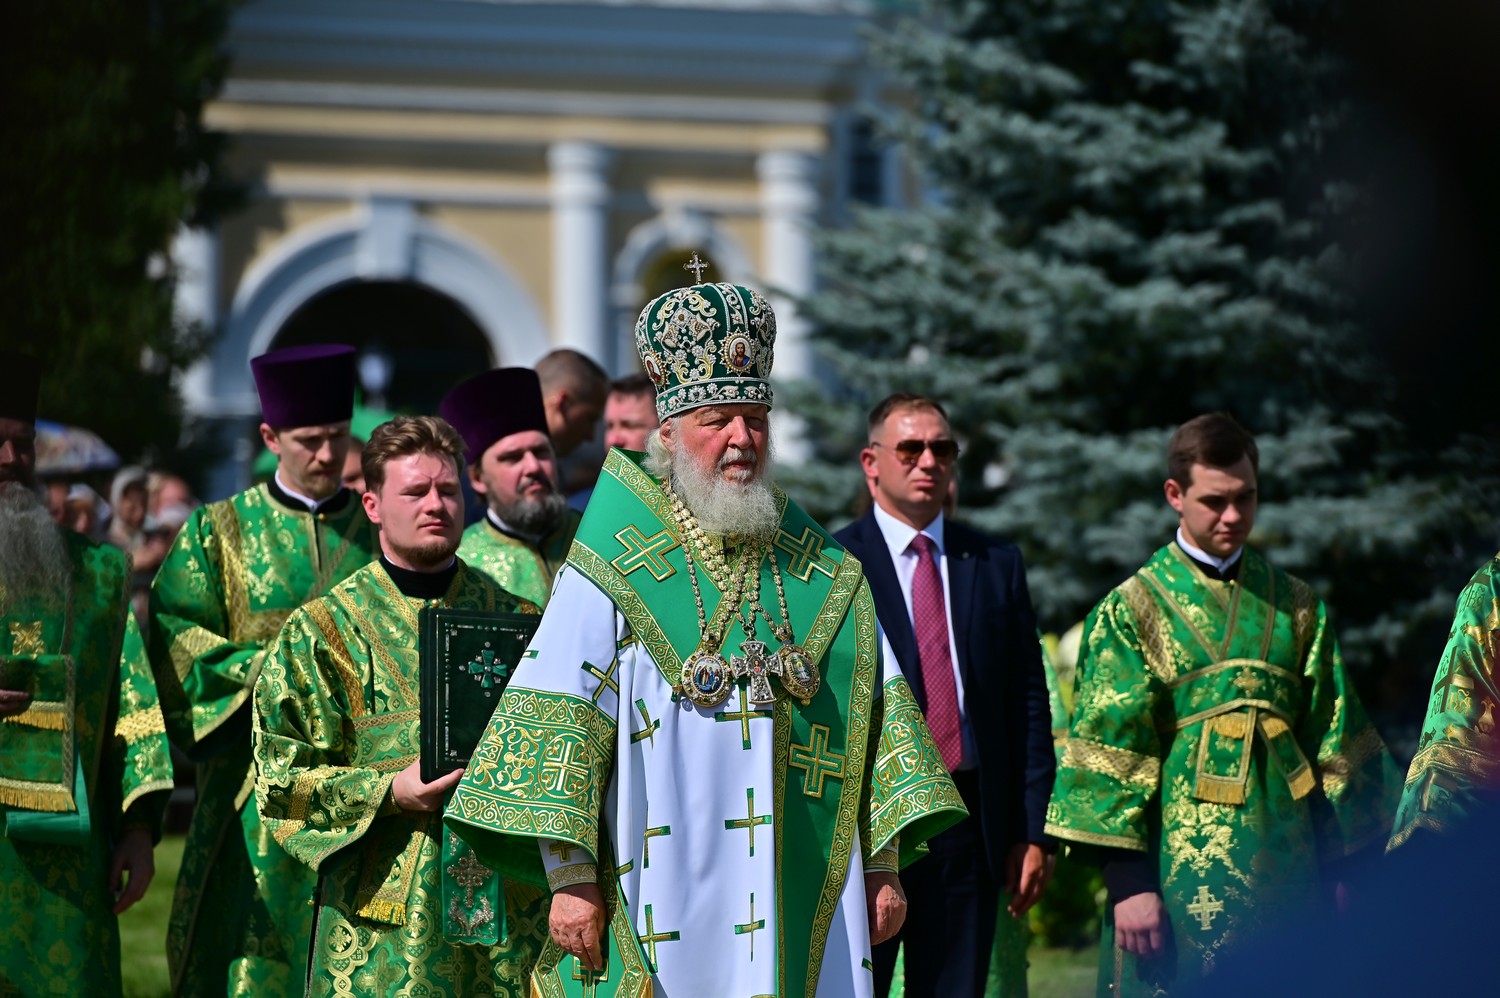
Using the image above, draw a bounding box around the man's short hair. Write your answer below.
[536,349,608,397]
[1167,412,1259,486]
[866,393,950,438]
[362,416,466,495]
[609,372,656,400]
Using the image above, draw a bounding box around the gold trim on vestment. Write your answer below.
[1061,737,1161,788]
[1043,823,1146,851]
[114,707,167,742]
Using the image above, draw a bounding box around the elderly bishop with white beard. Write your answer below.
[446,280,968,997]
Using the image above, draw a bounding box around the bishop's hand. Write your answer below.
[865,870,906,945]
[551,881,608,971]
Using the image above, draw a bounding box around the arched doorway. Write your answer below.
[272,281,492,414]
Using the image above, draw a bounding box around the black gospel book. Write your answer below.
[418,607,540,783]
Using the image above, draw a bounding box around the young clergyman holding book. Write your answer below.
[252,415,546,997]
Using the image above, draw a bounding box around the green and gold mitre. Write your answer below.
[634,281,776,421]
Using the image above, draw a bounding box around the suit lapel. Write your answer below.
[857,514,925,704]
[945,526,978,691]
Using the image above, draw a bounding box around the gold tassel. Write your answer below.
[3,704,68,731]
[0,784,74,812]
[1212,713,1251,739]
[1193,776,1248,805]
[1285,763,1316,800]
[356,896,407,925]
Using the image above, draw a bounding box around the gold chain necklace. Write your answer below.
[662,477,820,707]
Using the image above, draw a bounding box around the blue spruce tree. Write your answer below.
[790,0,1499,734]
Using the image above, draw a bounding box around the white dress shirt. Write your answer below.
[872,502,976,770]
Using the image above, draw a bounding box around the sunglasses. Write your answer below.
[871,439,960,465]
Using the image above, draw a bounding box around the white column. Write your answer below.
[550,141,614,366]
[171,224,221,419]
[757,149,821,462]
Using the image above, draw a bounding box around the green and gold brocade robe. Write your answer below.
[2,531,173,996]
[446,447,968,998]
[148,484,378,995]
[1390,550,1500,849]
[254,559,549,997]
[1046,545,1399,996]
[456,509,581,608]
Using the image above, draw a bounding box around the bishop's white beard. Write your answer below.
[646,428,779,540]
[0,483,70,610]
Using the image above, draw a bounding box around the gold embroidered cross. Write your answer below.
[874,723,922,782]
[734,892,765,959]
[638,903,681,972]
[1186,885,1224,930]
[774,526,837,583]
[9,621,43,657]
[631,699,659,746]
[642,824,671,868]
[571,959,609,998]
[789,723,847,799]
[723,788,771,857]
[1232,665,1263,696]
[683,253,710,283]
[582,659,619,705]
[549,840,577,863]
[714,685,772,750]
[612,526,678,581]
[542,741,591,794]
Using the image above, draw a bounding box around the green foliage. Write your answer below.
[790,0,1500,734]
[0,1,238,462]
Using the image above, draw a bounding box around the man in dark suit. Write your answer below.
[835,393,1055,998]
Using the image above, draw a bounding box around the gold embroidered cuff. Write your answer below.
[547,862,598,892]
[865,840,900,873]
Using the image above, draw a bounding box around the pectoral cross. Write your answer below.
[466,646,506,689]
[683,252,710,283]
[731,640,781,706]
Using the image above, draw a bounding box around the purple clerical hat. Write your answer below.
[439,368,548,461]
[0,351,42,422]
[251,344,356,429]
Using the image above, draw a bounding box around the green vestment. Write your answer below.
[455,509,581,608]
[2,531,174,996]
[254,559,549,997]
[148,484,378,995]
[446,448,967,998]
[1046,545,1399,996]
[1390,550,1500,850]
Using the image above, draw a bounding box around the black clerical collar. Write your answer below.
[380,555,458,600]
[1176,541,1242,582]
[267,475,351,515]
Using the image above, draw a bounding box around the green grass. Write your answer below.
[119,836,1100,997]
[119,833,181,998]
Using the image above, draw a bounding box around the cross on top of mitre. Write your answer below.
[683,252,711,283]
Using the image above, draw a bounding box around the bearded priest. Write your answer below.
[443,367,580,608]
[0,351,174,995]
[446,280,968,998]
[252,415,549,996]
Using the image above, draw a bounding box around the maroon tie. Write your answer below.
[909,534,962,771]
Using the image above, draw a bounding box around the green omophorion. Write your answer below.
[253,559,548,997]
[1046,544,1400,996]
[456,509,582,609]
[1389,550,1500,850]
[1,533,174,995]
[148,484,378,995]
[445,448,968,998]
